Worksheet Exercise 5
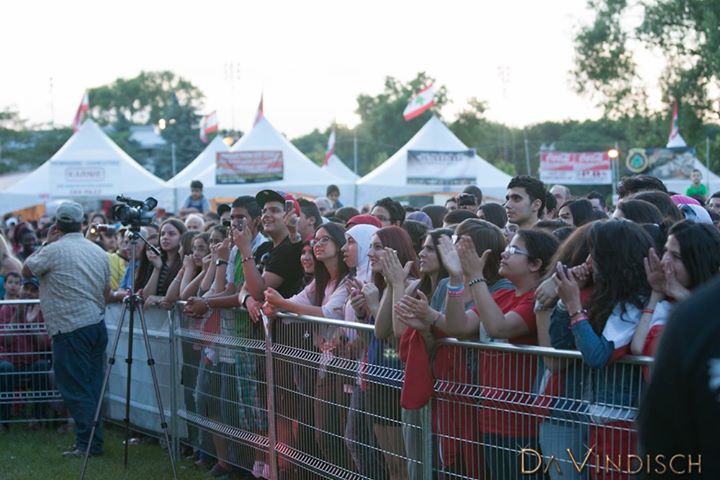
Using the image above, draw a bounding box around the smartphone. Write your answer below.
[285,200,294,214]
[222,219,231,228]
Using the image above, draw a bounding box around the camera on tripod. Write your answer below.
[110,195,157,229]
[88,224,115,236]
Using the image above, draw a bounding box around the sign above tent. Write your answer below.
[406,149,476,185]
[539,151,612,185]
[216,150,283,184]
[623,147,697,181]
[49,159,121,196]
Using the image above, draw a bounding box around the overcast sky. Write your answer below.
[0,0,664,138]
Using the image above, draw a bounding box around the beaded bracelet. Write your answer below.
[241,256,255,264]
[468,277,487,287]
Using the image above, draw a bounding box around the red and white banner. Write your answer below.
[324,128,336,166]
[216,150,283,184]
[667,100,687,148]
[539,151,612,185]
[71,91,89,132]
[403,84,436,121]
[199,111,218,143]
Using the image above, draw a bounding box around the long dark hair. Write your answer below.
[372,226,420,294]
[560,199,594,227]
[312,222,349,306]
[668,220,720,290]
[588,220,652,334]
[159,218,187,284]
[417,228,452,296]
[135,232,158,289]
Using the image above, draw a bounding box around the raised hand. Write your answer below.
[381,248,413,286]
[361,282,380,317]
[553,262,582,313]
[535,275,558,308]
[644,248,666,294]
[437,235,462,279]
[457,235,490,279]
[263,287,285,308]
[182,254,195,271]
[663,261,691,301]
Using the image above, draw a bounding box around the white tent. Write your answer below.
[189,117,353,203]
[1,120,172,213]
[356,116,512,206]
[322,154,359,181]
[169,135,228,210]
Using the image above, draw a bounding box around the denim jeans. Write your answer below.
[52,321,107,454]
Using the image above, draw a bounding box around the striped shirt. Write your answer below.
[24,232,110,336]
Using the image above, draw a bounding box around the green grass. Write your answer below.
[1,424,207,480]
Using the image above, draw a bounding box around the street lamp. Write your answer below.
[608,144,620,205]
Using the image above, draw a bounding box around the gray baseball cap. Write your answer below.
[55,201,84,223]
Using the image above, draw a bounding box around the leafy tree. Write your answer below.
[88,71,206,179]
[572,0,720,144]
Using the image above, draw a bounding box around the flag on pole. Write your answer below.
[253,93,264,126]
[199,111,218,143]
[324,128,336,166]
[667,100,687,148]
[71,91,89,132]
[403,84,436,121]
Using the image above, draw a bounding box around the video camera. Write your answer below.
[110,195,157,229]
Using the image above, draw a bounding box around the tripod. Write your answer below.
[80,228,178,480]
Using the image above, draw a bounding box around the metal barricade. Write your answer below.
[430,339,652,480]
[0,299,67,427]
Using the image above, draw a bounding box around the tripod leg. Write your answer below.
[80,301,129,479]
[136,305,179,480]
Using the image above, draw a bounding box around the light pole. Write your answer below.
[608,144,620,204]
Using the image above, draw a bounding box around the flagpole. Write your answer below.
[353,129,359,207]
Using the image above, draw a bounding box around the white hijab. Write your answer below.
[345,224,379,284]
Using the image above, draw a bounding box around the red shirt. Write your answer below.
[475,288,539,438]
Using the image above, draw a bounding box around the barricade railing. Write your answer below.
[4,301,653,479]
[0,299,68,427]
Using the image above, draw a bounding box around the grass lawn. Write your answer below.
[1,423,207,480]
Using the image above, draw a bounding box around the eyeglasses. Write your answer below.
[504,245,529,256]
[310,236,332,248]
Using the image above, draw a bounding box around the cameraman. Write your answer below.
[23,201,110,458]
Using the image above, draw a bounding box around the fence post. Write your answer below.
[261,312,278,480]
[421,402,433,478]
[169,306,179,464]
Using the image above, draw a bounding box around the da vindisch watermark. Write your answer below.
[521,448,701,476]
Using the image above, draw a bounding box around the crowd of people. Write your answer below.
[2,174,720,478]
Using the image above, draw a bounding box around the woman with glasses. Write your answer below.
[263,222,353,470]
[432,227,559,479]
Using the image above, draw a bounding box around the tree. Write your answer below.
[573,0,720,144]
[88,71,206,179]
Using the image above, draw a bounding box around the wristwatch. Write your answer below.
[215,259,229,267]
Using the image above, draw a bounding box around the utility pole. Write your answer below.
[523,129,531,175]
[353,130,358,175]
[707,136,711,193]
[171,143,177,178]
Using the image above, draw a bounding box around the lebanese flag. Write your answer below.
[403,84,436,121]
[667,100,687,148]
[199,111,218,143]
[253,93,264,126]
[324,128,336,166]
[71,91,89,132]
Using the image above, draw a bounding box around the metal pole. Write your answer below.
[353,130,358,175]
[611,141,619,205]
[523,130,531,176]
[171,143,177,178]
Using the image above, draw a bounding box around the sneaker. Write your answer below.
[252,461,265,478]
[62,448,102,458]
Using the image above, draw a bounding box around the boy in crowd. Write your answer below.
[180,180,211,215]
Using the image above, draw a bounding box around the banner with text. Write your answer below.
[49,159,120,196]
[406,149,476,186]
[623,147,698,181]
[539,151,612,185]
[216,151,283,184]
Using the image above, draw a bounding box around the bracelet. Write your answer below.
[570,314,588,327]
[446,282,464,293]
[447,286,465,297]
[569,308,586,319]
[241,256,255,264]
[468,277,487,287]
[642,308,655,315]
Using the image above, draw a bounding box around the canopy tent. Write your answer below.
[169,135,228,210]
[1,120,172,214]
[188,117,353,204]
[322,154,359,182]
[356,116,512,206]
